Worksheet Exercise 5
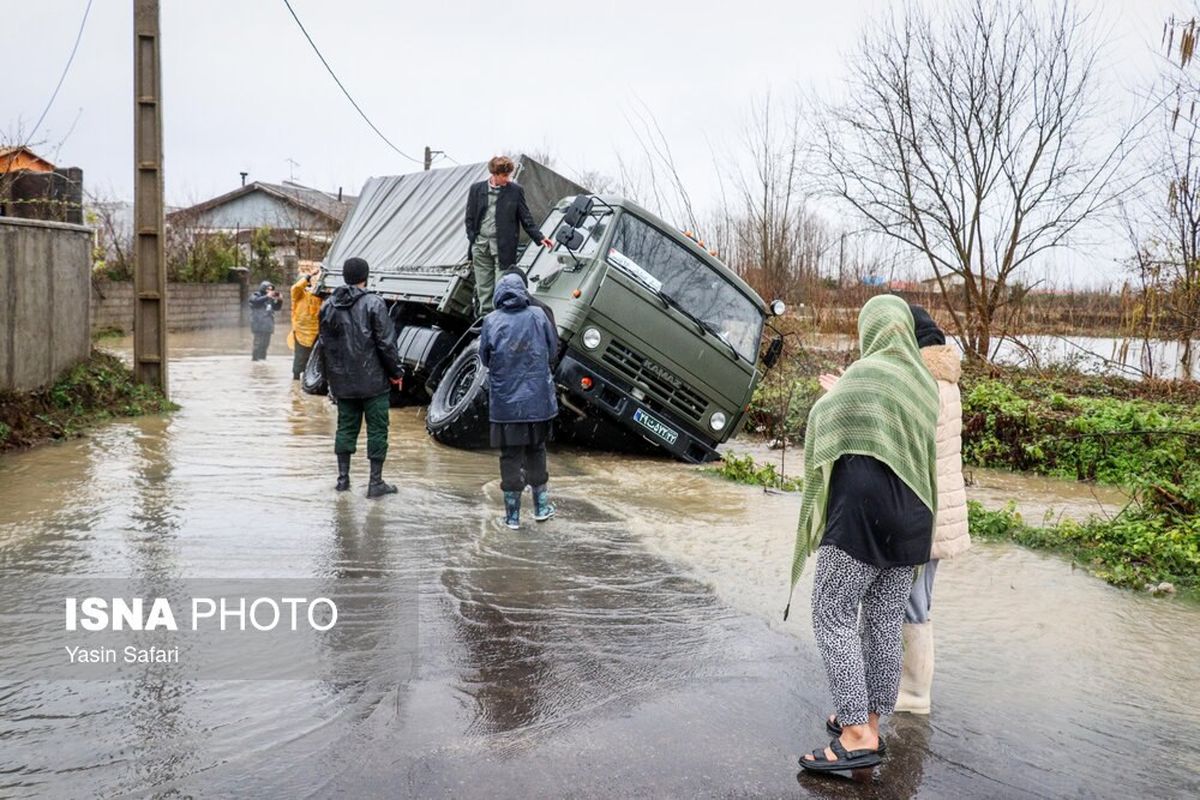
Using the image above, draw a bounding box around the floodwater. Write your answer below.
[0,328,1197,799]
[811,332,1198,380]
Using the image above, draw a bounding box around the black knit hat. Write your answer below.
[343,257,369,285]
[909,304,945,348]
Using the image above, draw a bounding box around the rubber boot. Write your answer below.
[532,484,556,522]
[336,452,351,492]
[366,458,398,498]
[503,491,522,530]
[895,621,934,714]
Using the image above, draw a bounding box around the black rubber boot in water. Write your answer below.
[367,458,397,498]
[336,453,351,492]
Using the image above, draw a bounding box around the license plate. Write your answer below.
[633,407,679,446]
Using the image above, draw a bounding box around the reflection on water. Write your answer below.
[0,327,1195,798]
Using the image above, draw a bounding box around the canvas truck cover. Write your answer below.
[322,156,586,288]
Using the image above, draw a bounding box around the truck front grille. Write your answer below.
[601,341,708,422]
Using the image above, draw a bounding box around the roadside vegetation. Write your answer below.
[968,501,1198,597]
[714,336,1200,594]
[0,350,176,452]
[705,453,801,492]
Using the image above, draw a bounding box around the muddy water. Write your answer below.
[0,328,1197,798]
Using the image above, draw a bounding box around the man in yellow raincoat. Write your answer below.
[288,265,323,380]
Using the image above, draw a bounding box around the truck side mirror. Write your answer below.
[762,335,784,368]
[562,195,595,228]
[555,225,585,251]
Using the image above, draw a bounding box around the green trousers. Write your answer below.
[335,392,391,460]
[471,236,501,315]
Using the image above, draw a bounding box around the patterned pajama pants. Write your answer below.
[811,545,915,726]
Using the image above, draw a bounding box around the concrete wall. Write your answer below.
[91,280,293,335]
[0,217,93,391]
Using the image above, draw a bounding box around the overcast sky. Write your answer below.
[3,0,1188,284]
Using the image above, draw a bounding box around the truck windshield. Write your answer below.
[608,213,763,362]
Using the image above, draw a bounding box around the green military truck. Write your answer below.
[317,156,784,463]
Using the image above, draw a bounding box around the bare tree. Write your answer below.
[1124,13,1200,379]
[820,0,1134,360]
[729,93,813,302]
[621,99,701,234]
[85,189,133,281]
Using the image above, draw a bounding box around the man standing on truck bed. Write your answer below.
[319,257,404,498]
[464,155,554,315]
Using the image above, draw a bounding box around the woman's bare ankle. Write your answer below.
[840,723,879,749]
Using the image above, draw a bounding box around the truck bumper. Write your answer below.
[556,351,720,464]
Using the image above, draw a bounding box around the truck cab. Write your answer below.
[517,196,765,462]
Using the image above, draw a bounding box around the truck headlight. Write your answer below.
[582,327,602,350]
[709,411,727,432]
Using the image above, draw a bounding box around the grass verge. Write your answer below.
[705,452,801,492]
[0,349,176,452]
[968,500,1198,596]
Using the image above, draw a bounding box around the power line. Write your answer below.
[281,0,421,164]
[22,0,94,147]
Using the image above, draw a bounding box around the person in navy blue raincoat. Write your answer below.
[479,271,559,529]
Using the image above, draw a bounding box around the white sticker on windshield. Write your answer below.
[608,249,663,292]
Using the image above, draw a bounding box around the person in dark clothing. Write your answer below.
[248,280,282,360]
[479,272,558,529]
[318,257,404,498]
[464,155,554,316]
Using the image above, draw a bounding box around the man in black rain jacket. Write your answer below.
[319,257,404,497]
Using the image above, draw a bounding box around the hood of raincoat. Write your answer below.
[259,280,274,292]
[493,273,530,311]
[331,285,370,309]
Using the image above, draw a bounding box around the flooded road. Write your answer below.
[1,328,1197,799]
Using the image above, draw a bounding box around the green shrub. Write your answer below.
[705,452,802,492]
[961,378,1200,486]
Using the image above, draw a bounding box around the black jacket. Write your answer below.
[464,180,545,268]
[318,286,403,399]
[248,288,282,334]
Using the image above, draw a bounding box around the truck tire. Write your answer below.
[426,338,490,448]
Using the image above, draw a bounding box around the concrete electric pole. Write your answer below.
[423,146,443,170]
[133,0,168,393]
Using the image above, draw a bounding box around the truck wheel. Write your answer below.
[426,338,490,448]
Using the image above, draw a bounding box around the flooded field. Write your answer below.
[810,331,1198,380]
[0,328,1197,798]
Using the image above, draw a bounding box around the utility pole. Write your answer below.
[423,146,443,170]
[133,0,168,393]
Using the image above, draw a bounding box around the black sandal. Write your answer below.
[825,716,886,753]
[799,738,882,772]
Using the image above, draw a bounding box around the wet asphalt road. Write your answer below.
[0,329,1198,799]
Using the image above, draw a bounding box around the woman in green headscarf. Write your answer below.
[791,295,940,774]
